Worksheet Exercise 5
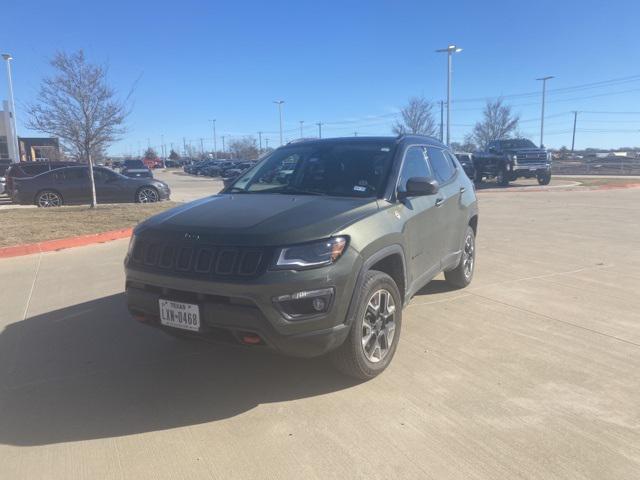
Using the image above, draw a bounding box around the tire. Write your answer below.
[35,190,63,208]
[136,186,159,203]
[496,166,510,186]
[537,172,551,185]
[444,226,476,288]
[330,270,402,380]
[474,169,483,186]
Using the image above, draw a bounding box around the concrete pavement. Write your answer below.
[1,186,639,479]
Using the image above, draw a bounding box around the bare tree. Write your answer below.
[392,96,438,136]
[228,136,259,160]
[26,50,130,207]
[469,98,519,149]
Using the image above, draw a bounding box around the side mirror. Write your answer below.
[398,177,439,200]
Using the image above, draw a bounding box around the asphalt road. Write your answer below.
[1,185,639,479]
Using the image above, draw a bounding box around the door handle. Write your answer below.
[435,198,444,207]
[459,187,466,194]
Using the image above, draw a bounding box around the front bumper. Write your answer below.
[124,248,361,357]
[511,163,551,175]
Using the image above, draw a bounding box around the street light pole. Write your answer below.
[536,76,554,148]
[436,45,462,145]
[571,111,578,152]
[209,119,217,160]
[258,131,263,152]
[2,53,20,163]
[316,122,323,139]
[299,120,304,138]
[273,100,285,145]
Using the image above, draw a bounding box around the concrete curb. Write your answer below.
[0,228,132,260]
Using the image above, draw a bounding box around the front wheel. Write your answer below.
[330,270,402,380]
[496,166,510,186]
[136,186,159,203]
[444,226,476,288]
[537,172,551,185]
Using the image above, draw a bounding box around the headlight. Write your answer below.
[511,154,518,164]
[273,237,347,270]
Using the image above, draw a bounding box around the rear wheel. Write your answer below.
[330,270,402,380]
[136,186,159,203]
[36,190,63,208]
[444,226,476,288]
[537,172,551,185]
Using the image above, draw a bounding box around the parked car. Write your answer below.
[164,160,181,168]
[221,162,255,187]
[121,159,153,178]
[11,165,170,207]
[473,139,552,186]
[201,161,237,177]
[453,152,476,180]
[125,135,478,379]
[4,161,78,198]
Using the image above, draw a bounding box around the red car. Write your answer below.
[143,157,164,169]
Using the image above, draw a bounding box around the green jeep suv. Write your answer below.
[125,136,478,379]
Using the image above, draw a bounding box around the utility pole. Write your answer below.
[273,100,285,145]
[209,119,217,160]
[439,100,444,142]
[2,53,19,163]
[183,137,187,157]
[221,135,226,157]
[200,138,204,155]
[258,131,263,152]
[316,122,323,138]
[353,131,358,137]
[571,111,578,152]
[436,45,462,145]
[265,138,269,150]
[161,134,165,159]
[299,120,304,138]
[536,75,554,148]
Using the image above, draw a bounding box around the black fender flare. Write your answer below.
[344,244,408,328]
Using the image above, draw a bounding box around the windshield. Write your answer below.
[228,141,395,197]
[498,139,537,149]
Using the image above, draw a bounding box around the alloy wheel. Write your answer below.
[137,188,158,203]
[463,233,475,279]
[361,289,396,363]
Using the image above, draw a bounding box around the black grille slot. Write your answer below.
[132,241,145,262]
[238,250,263,276]
[216,249,238,275]
[159,245,175,268]
[194,247,215,273]
[144,243,160,265]
[176,247,194,271]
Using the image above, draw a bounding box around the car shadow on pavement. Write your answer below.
[0,293,359,446]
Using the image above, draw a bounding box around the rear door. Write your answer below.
[397,145,443,285]
[54,167,91,203]
[425,147,466,267]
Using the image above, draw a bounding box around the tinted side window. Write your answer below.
[426,147,455,183]
[398,146,433,192]
[63,167,88,180]
[93,168,117,182]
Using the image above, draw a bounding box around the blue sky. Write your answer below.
[2,0,640,154]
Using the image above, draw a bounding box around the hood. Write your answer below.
[504,147,547,155]
[137,193,379,245]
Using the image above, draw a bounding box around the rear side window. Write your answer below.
[398,146,433,192]
[426,147,456,183]
[58,167,87,180]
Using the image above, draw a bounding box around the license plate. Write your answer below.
[159,299,200,331]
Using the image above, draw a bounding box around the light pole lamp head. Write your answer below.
[536,76,555,81]
[436,45,462,53]
[2,53,13,61]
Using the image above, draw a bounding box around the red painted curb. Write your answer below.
[0,228,133,259]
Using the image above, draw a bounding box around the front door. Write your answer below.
[397,146,443,286]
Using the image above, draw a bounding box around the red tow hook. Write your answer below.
[240,333,263,345]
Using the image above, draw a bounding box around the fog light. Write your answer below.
[274,288,335,320]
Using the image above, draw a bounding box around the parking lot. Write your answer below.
[1,182,639,479]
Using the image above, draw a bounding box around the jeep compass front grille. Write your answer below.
[131,240,268,279]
